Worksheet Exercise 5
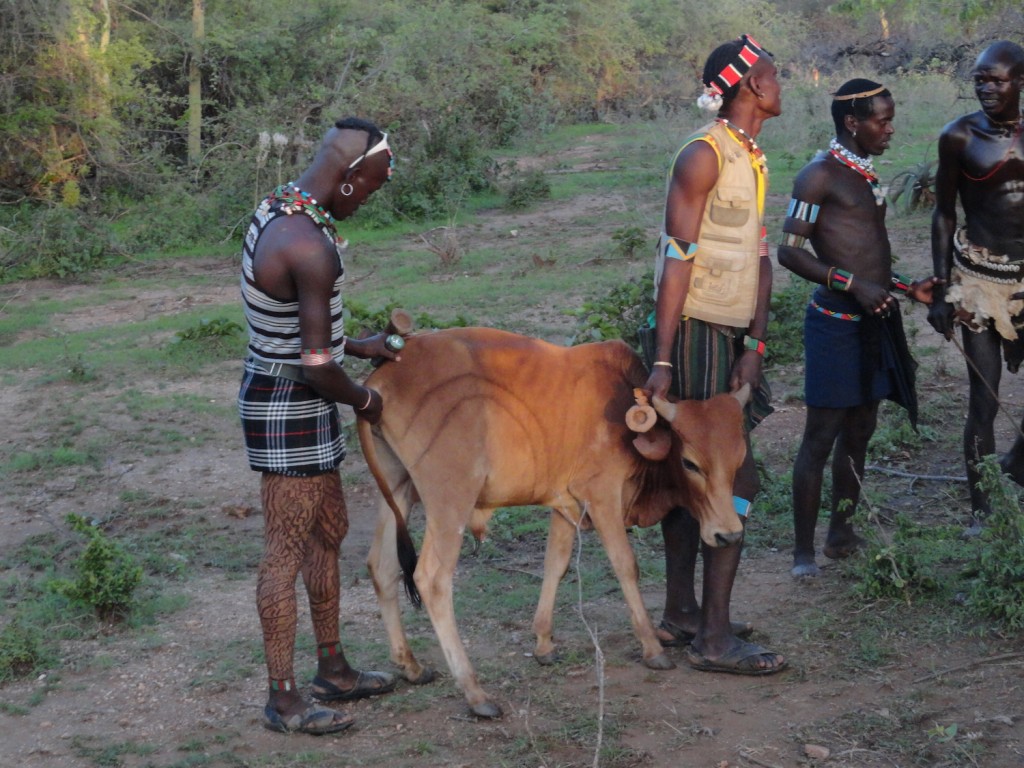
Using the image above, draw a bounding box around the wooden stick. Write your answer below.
[912,651,1024,684]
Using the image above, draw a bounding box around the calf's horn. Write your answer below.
[651,394,677,423]
[732,382,751,407]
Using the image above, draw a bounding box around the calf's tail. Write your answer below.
[357,416,422,608]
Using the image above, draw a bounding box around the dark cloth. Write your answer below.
[238,360,346,476]
[639,318,773,431]
[804,287,918,426]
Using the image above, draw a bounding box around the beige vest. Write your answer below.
[656,121,764,327]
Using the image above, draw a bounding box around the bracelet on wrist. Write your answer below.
[829,267,854,292]
[652,361,673,368]
[356,388,374,411]
[891,271,912,296]
[743,335,766,356]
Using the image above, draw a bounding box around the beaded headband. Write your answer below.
[832,85,886,101]
[705,35,768,97]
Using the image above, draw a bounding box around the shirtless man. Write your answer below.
[927,41,1024,531]
[778,80,939,577]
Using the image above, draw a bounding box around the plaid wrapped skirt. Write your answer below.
[238,361,345,476]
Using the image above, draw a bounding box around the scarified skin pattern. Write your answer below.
[257,472,349,679]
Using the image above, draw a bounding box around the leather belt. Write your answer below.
[247,357,307,384]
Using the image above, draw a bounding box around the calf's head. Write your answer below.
[648,386,750,548]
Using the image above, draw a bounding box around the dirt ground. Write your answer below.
[2,165,1024,767]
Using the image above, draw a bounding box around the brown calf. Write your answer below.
[357,328,748,718]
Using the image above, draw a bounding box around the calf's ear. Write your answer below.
[633,426,671,461]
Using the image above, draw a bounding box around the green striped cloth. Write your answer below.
[638,318,773,431]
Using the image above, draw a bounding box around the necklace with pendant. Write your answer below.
[717,118,768,182]
[268,183,348,252]
[828,138,885,206]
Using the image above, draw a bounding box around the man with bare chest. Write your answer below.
[778,80,939,577]
[928,41,1024,532]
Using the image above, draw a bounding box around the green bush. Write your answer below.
[569,270,654,348]
[168,317,246,363]
[967,456,1024,629]
[503,169,552,211]
[766,277,812,367]
[0,620,49,683]
[611,225,648,259]
[50,515,142,621]
[0,204,112,282]
[852,512,957,602]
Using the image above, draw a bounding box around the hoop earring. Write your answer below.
[340,183,354,197]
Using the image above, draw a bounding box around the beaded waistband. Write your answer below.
[810,299,861,322]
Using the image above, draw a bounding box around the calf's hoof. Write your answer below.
[533,650,559,666]
[404,666,438,685]
[470,700,503,719]
[643,652,676,671]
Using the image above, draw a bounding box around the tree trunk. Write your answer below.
[188,0,205,167]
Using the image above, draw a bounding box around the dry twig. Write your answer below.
[912,651,1024,684]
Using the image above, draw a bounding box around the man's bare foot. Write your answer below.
[823,529,864,559]
[791,562,820,578]
[961,516,985,539]
[791,552,820,578]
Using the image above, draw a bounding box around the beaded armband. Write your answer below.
[828,267,855,292]
[891,272,912,295]
[301,347,333,366]
[786,198,820,224]
[780,231,807,249]
[743,335,766,356]
[663,236,698,262]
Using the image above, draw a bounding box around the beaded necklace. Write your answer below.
[267,182,347,252]
[962,117,1023,182]
[717,118,769,182]
[828,138,884,206]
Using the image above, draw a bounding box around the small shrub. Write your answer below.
[611,226,648,259]
[0,621,48,682]
[767,277,812,367]
[503,169,551,211]
[888,160,936,214]
[168,317,245,362]
[569,270,654,348]
[853,512,952,602]
[343,300,470,338]
[50,514,142,621]
[967,456,1024,629]
[175,317,243,342]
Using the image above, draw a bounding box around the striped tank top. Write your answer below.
[240,188,348,364]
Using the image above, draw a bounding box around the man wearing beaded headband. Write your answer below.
[642,35,785,675]
[238,117,399,734]
[777,80,941,578]
[927,41,1024,534]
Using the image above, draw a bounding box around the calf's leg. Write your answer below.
[415,513,502,718]
[589,500,674,670]
[367,472,435,686]
[532,508,577,664]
